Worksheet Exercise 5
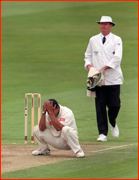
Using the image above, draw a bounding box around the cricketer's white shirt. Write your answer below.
[45,105,77,137]
[84,32,124,85]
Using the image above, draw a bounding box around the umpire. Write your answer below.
[84,16,124,142]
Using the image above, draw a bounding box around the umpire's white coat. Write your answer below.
[84,32,124,85]
[33,105,81,154]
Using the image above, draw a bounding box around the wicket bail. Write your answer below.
[25,93,41,144]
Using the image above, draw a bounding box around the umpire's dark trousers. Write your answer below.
[95,85,121,136]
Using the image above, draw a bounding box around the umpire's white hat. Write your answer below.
[97,16,115,26]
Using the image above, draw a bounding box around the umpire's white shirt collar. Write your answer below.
[101,32,112,39]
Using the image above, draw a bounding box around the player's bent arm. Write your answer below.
[49,111,64,131]
[39,114,47,131]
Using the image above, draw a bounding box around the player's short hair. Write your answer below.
[48,99,59,108]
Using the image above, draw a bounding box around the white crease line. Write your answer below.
[90,143,138,153]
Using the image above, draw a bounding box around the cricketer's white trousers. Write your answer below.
[33,125,81,154]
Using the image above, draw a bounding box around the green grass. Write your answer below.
[1,145,138,179]
[1,1,138,179]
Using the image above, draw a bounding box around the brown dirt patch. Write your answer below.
[1,144,96,173]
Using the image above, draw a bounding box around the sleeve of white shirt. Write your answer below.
[107,37,123,69]
[84,39,92,70]
[59,109,77,129]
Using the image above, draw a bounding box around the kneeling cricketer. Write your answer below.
[32,99,85,158]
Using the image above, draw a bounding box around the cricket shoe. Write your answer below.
[97,134,107,142]
[76,149,85,158]
[32,147,51,156]
[110,124,119,138]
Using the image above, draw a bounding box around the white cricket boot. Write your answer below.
[32,147,51,156]
[76,149,85,158]
[110,124,119,138]
[97,134,107,142]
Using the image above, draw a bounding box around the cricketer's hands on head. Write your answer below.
[43,100,56,113]
[39,100,56,132]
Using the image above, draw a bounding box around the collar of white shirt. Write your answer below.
[101,32,111,40]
